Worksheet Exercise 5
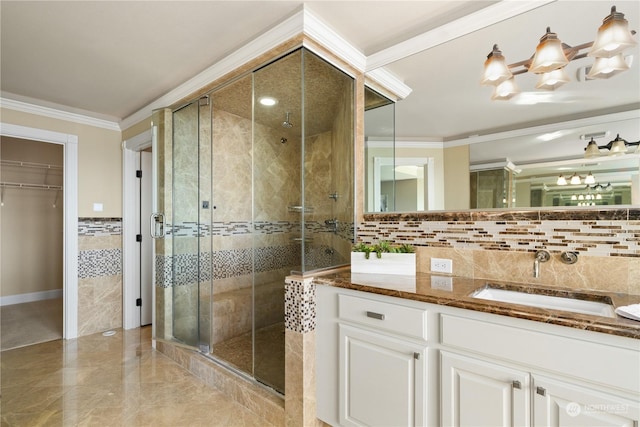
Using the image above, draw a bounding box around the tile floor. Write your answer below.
[1,327,270,426]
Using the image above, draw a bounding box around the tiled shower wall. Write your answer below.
[78,218,123,336]
[360,209,640,295]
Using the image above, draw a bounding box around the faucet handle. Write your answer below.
[535,250,551,262]
[560,251,578,264]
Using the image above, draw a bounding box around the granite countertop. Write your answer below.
[313,268,640,339]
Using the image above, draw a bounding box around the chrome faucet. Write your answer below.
[533,250,550,278]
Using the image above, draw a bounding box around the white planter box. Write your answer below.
[350,252,416,276]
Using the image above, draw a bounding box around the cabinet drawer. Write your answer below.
[338,293,427,340]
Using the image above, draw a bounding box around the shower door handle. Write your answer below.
[150,212,165,238]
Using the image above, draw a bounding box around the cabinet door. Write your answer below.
[441,351,530,427]
[533,375,640,427]
[339,324,426,427]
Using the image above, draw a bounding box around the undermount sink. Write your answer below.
[471,286,616,318]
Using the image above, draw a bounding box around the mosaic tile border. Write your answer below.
[358,218,640,257]
[155,244,302,288]
[284,277,316,333]
[78,248,122,278]
[168,220,354,241]
[78,217,122,236]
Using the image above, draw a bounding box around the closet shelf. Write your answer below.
[0,181,63,191]
[1,160,63,170]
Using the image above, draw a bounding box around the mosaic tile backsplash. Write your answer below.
[361,208,640,258]
[78,218,122,236]
[168,220,353,242]
[78,218,123,278]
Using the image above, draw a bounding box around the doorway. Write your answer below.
[122,129,154,330]
[0,122,79,341]
[0,137,63,349]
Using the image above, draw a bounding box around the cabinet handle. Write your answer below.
[536,386,546,396]
[414,352,420,360]
[512,380,522,389]
[366,311,385,320]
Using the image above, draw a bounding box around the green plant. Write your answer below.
[352,241,415,259]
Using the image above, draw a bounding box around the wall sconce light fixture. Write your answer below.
[557,172,597,186]
[584,134,640,158]
[481,6,637,100]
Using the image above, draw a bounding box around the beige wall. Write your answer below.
[1,137,64,297]
[1,108,123,217]
[443,144,470,210]
[122,117,151,141]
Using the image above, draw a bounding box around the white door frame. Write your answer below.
[122,129,153,330]
[0,122,79,339]
[373,156,435,211]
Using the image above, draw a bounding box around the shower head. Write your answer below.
[282,112,293,128]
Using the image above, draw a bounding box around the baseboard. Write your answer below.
[0,289,63,306]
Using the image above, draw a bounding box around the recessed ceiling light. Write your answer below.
[259,97,278,106]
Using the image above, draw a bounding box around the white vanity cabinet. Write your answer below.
[440,351,530,426]
[339,324,426,426]
[316,285,430,427]
[440,313,640,427]
[533,375,640,427]
[315,284,640,427]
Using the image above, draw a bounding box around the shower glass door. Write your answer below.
[170,99,212,350]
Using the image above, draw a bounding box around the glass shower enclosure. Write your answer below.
[152,48,354,394]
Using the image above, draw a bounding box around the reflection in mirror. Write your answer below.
[364,87,395,212]
[365,0,639,212]
[468,114,640,208]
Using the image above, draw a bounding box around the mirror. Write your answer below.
[364,0,640,213]
[364,87,395,212]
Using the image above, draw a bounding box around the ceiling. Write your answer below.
[0,0,491,123]
[1,0,638,142]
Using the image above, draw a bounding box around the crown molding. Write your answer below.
[0,97,120,131]
[301,7,366,74]
[366,68,412,100]
[366,0,555,71]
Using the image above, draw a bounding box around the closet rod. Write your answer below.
[0,181,63,190]
[0,160,63,170]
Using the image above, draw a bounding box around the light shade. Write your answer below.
[491,78,519,100]
[557,175,567,186]
[609,134,628,155]
[584,172,596,185]
[587,54,630,79]
[529,27,569,74]
[536,68,570,90]
[571,195,577,201]
[570,173,582,185]
[588,6,638,58]
[584,138,601,158]
[481,44,513,86]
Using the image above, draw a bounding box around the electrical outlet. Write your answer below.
[431,275,453,291]
[431,257,453,274]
